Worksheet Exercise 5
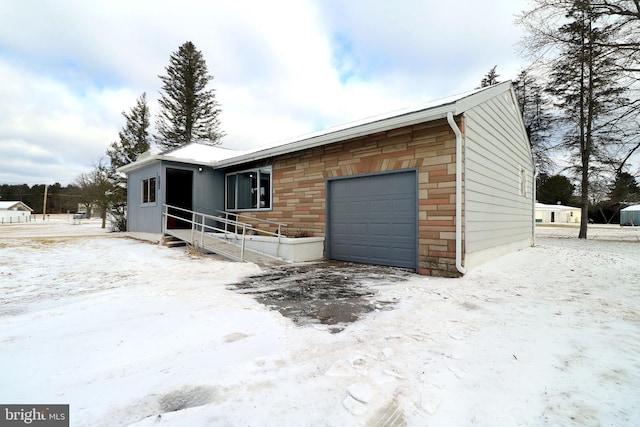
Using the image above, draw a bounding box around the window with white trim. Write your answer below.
[142,177,156,204]
[226,167,272,210]
[519,167,527,197]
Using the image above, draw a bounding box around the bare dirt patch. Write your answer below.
[229,261,412,333]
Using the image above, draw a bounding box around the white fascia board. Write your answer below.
[216,104,456,168]
[117,153,214,174]
[117,156,160,174]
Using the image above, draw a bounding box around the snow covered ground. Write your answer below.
[1,217,639,426]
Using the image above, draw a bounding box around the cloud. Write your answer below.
[0,0,530,185]
[0,60,135,184]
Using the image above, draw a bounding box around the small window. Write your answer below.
[519,167,527,197]
[142,177,156,204]
[226,166,272,211]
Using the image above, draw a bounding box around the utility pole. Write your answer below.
[42,184,48,221]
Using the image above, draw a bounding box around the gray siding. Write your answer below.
[126,161,224,233]
[464,89,534,260]
[127,162,164,233]
[164,162,225,222]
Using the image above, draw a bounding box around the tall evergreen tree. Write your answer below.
[107,93,151,169]
[513,69,555,174]
[155,41,224,150]
[518,0,630,238]
[477,65,500,88]
[537,174,576,204]
[106,93,151,231]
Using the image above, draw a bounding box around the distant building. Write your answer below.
[535,203,581,224]
[0,201,33,223]
[620,205,640,226]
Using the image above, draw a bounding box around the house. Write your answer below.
[0,201,33,223]
[535,203,581,224]
[120,82,535,277]
[620,204,640,226]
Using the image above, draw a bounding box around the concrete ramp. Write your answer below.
[165,228,284,266]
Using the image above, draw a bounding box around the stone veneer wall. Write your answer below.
[231,118,463,277]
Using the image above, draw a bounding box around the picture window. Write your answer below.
[226,167,272,210]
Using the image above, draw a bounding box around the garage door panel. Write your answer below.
[370,199,392,212]
[328,171,417,270]
[392,223,414,235]
[393,198,415,212]
[369,222,391,236]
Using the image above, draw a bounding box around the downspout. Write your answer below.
[447,112,466,275]
[532,169,539,246]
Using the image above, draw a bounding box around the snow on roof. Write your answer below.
[118,142,245,173]
[621,204,640,212]
[535,203,580,211]
[162,143,244,163]
[0,201,33,211]
[120,82,517,174]
[216,82,515,168]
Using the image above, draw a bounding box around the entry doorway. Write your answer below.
[166,168,193,229]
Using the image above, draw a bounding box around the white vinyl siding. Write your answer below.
[464,89,534,257]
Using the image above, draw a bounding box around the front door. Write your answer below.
[166,168,193,229]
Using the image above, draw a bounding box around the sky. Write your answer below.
[0,0,531,186]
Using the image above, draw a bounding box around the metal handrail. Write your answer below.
[162,204,288,261]
[212,209,287,239]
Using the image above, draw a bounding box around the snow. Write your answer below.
[535,202,580,211]
[1,218,639,426]
[163,143,245,163]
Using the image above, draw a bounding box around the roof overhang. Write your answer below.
[118,81,515,173]
[216,103,457,168]
[0,201,33,211]
[216,81,514,168]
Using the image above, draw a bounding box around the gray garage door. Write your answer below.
[327,171,417,269]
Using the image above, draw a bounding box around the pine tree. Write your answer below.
[513,70,555,174]
[155,41,224,150]
[107,93,151,169]
[106,93,151,231]
[477,65,500,88]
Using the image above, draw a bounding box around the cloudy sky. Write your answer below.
[0,0,531,186]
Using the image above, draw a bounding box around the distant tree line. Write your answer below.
[0,183,84,215]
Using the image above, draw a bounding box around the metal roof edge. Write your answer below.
[217,82,514,169]
[119,82,515,173]
[216,104,456,168]
[117,155,161,173]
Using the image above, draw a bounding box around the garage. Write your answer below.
[327,170,418,270]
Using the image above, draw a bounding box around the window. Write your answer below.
[519,167,527,197]
[142,177,156,204]
[226,167,272,210]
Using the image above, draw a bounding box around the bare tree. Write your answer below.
[518,0,634,238]
[75,159,114,229]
